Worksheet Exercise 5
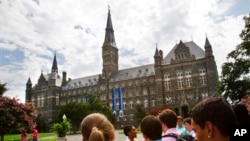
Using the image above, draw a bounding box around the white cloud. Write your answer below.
[0,0,248,103]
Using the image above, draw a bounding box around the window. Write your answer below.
[144,99,148,107]
[129,101,133,109]
[185,71,192,87]
[164,74,171,90]
[151,99,155,107]
[199,69,207,85]
[201,89,208,98]
[177,72,184,88]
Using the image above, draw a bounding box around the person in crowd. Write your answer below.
[176,116,188,135]
[190,96,236,141]
[233,103,250,125]
[32,125,38,141]
[183,117,195,137]
[81,113,115,141]
[140,115,162,141]
[158,109,180,141]
[21,130,28,141]
[123,125,138,141]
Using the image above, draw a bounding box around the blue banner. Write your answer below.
[112,88,116,112]
[118,87,123,110]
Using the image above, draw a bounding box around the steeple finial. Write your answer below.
[51,53,58,73]
[103,6,116,46]
[154,43,161,58]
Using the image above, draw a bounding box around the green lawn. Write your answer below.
[4,132,56,141]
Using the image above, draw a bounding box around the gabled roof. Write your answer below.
[162,41,205,65]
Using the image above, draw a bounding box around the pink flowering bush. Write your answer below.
[0,96,37,141]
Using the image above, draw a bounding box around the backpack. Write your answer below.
[162,133,194,141]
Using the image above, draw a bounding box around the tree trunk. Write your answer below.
[0,134,4,141]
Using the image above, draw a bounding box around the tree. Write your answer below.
[58,102,88,133]
[134,104,147,125]
[57,94,114,133]
[0,83,7,96]
[219,14,250,103]
[0,96,37,141]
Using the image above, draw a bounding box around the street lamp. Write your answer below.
[63,114,66,120]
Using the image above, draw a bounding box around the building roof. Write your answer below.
[162,41,205,65]
[61,64,155,90]
[110,64,155,82]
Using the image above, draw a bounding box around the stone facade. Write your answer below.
[26,9,218,128]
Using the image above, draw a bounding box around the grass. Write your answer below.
[4,132,56,141]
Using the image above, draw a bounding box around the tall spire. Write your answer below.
[204,36,213,56]
[103,7,116,46]
[51,53,58,73]
[154,43,161,58]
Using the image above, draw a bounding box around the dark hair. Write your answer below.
[158,109,177,128]
[140,115,162,140]
[190,96,236,136]
[123,125,132,136]
[183,117,191,125]
[233,104,250,125]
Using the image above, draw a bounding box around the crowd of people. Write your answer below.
[20,95,250,141]
[80,95,250,141]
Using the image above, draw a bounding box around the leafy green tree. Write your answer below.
[134,104,147,125]
[0,83,7,96]
[0,97,37,141]
[58,102,88,133]
[57,94,114,133]
[219,14,250,103]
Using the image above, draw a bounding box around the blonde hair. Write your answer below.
[81,113,115,141]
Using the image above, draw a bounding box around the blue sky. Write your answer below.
[0,0,249,103]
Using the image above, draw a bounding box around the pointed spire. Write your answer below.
[205,36,211,48]
[204,36,213,56]
[38,71,46,83]
[51,53,58,73]
[26,77,32,85]
[104,7,116,46]
[154,43,161,58]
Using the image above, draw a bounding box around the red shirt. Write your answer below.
[33,129,38,139]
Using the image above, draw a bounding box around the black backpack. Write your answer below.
[162,133,194,141]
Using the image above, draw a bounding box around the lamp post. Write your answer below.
[63,114,66,120]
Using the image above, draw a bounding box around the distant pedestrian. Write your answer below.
[190,96,236,141]
[123,125,137,141]
[32,126,38,141]
[176,116,188,135]
[183,117,195,137]
[21,130,28,141]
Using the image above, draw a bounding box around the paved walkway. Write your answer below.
[40,130,144,141]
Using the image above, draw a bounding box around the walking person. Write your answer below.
[32,126,38,141]
[21,130,28,141]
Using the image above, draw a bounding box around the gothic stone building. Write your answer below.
[26,9,218,128]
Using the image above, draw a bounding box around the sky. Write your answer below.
[0,0,249,103]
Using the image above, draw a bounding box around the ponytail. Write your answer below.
[89,127,105,141]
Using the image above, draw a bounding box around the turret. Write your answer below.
[25,77,32,102]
